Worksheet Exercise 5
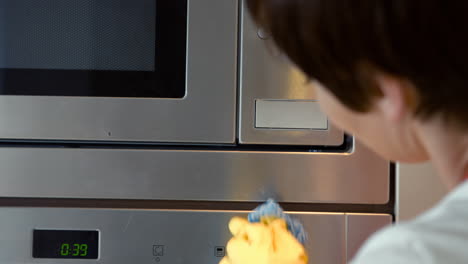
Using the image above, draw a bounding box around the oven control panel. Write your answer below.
[0,208,391,264]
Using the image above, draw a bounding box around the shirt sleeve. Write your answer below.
[350,225,426,264]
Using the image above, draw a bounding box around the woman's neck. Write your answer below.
[415,118,468,189]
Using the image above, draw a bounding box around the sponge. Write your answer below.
[248,199,308,244]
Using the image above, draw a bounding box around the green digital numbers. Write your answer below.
[72,244,80,256]
[60,243,70,256]
[59,243,88,257]
[80,244,88,256]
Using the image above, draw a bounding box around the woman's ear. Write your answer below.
[374,73,411,123]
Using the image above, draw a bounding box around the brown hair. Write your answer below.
[246,0,468,126]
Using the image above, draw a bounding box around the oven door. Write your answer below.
[0,0,238,144]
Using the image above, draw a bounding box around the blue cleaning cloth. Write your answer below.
[248,199,308,244]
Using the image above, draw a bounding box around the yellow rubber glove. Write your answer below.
[219,217,308,264]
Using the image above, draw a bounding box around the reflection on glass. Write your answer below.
[0,0,187,98]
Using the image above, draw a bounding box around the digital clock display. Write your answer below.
[33,230,99,259]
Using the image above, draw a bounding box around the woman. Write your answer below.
[223,1,468,263]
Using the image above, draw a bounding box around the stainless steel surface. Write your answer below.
[0,3,393,264]
[255,100,328,129]
[296,212,346,264]
[0,141,389,204]
[346,213,392,261]
[0,0,238,144]
[0,208,346,264]
[239,2,344,145]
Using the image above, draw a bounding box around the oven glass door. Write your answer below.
[0,0,238,143]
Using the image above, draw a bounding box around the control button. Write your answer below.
[153,245,164,257]
[255,100,328,130]
[215,246,225,257]
[257,28,270,40]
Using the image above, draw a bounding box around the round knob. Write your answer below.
[257,28,270,40]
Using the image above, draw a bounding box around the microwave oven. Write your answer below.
[0,0,393,263]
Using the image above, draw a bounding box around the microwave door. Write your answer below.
[0,0,238,144]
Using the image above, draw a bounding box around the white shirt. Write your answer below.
[351,181,468,264]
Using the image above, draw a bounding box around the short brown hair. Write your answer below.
[246,0,468,126]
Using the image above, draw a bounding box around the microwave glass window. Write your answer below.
[0,0,187,98]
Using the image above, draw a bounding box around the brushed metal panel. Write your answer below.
[239,1,344,145]
[346,213,392,261]
[0,0,237,144]
[294,212,346,264]
[0,141,390,204]
[0,208,345,264]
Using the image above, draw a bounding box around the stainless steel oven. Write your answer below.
[0,0,393,263]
